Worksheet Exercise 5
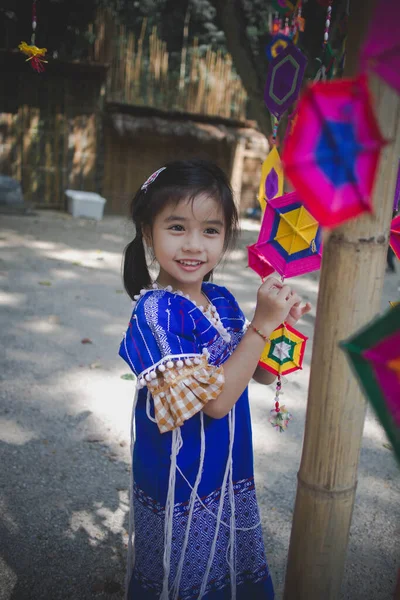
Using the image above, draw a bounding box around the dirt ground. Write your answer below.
[0,210,399,600]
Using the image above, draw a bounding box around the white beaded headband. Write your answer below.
[141,167,166,192]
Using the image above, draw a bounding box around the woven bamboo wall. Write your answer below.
[94,10,248,121]
[102,126,232,215]
[0,57,105,209]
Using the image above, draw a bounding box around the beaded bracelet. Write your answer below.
[250,323,270,343]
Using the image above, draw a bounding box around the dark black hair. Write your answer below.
[123,159,239,300]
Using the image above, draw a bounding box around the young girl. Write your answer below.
[119,159,311,600]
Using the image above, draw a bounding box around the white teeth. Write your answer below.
[179,260,202,266]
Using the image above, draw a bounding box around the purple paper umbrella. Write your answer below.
[264,43,307,120]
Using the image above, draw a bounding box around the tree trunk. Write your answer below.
[212,0,271,137]
[284,1,400,598]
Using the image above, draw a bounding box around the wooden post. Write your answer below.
[230,137,246,212]
[284,0,400,597]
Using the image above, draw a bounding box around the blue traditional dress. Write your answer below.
[119,282,275,600]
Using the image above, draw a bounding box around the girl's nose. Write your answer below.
[182,232,203,252]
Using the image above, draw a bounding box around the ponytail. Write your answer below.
[123,229,151,300]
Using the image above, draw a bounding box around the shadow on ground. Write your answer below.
[0,211,399,600]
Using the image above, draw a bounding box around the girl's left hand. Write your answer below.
[267,280,312,328]
[285,300,312,328]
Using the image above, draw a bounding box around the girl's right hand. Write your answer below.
[253,276,300,333]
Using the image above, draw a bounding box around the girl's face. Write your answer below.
[148,195,226,297]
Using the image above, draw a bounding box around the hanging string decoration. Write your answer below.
[312,0,337,81]
[271,13,282,36]
[258,321,308,432]
[282,74,387,228]
[340,304,400,463]
[323,1,333,45]
[295,1,305,35]
[252,191,323,279]
[18,1,47,73]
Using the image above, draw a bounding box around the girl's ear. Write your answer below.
[142,226,152,248]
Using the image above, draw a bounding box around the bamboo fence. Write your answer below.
[98,15,247,120]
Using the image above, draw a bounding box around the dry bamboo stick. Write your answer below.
[134,18,147,104]
[178,7,191,110]
[187,38,199,113]
[119,25,126,103]
[126,32,135,103]
[197,58,207,114]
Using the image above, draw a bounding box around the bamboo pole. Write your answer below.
[284,0,400,598]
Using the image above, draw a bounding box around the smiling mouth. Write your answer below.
[176,260,204,266]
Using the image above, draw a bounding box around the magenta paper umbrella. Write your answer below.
[360,0,400,96]
[390,214,400,260]
[255,191,323,278]
[341,304,400,463]
[394,160,400,212]
[248,243,275,279]
[282,75,386,228]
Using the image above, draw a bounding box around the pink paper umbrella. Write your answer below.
[361,0,400,96]
[390,214,400,260]
[248,243,275,279]
[255,191,323,278]
[282,75,386,228]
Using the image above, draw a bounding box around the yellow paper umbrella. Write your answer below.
[258,147,284,212]
[259,322,307,376]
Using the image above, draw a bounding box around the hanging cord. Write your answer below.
[124,384,139,599]
[323,0,333,46]
[271,115,279,145]
[175,464,261,531]
[160,427,183,600]
[31,0,37,45]
[197,406,236,599]
[170,413,206,599]
[226,407,237,600]
[146,389,157,423]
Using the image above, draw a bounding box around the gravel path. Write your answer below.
[0,210,399,600]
